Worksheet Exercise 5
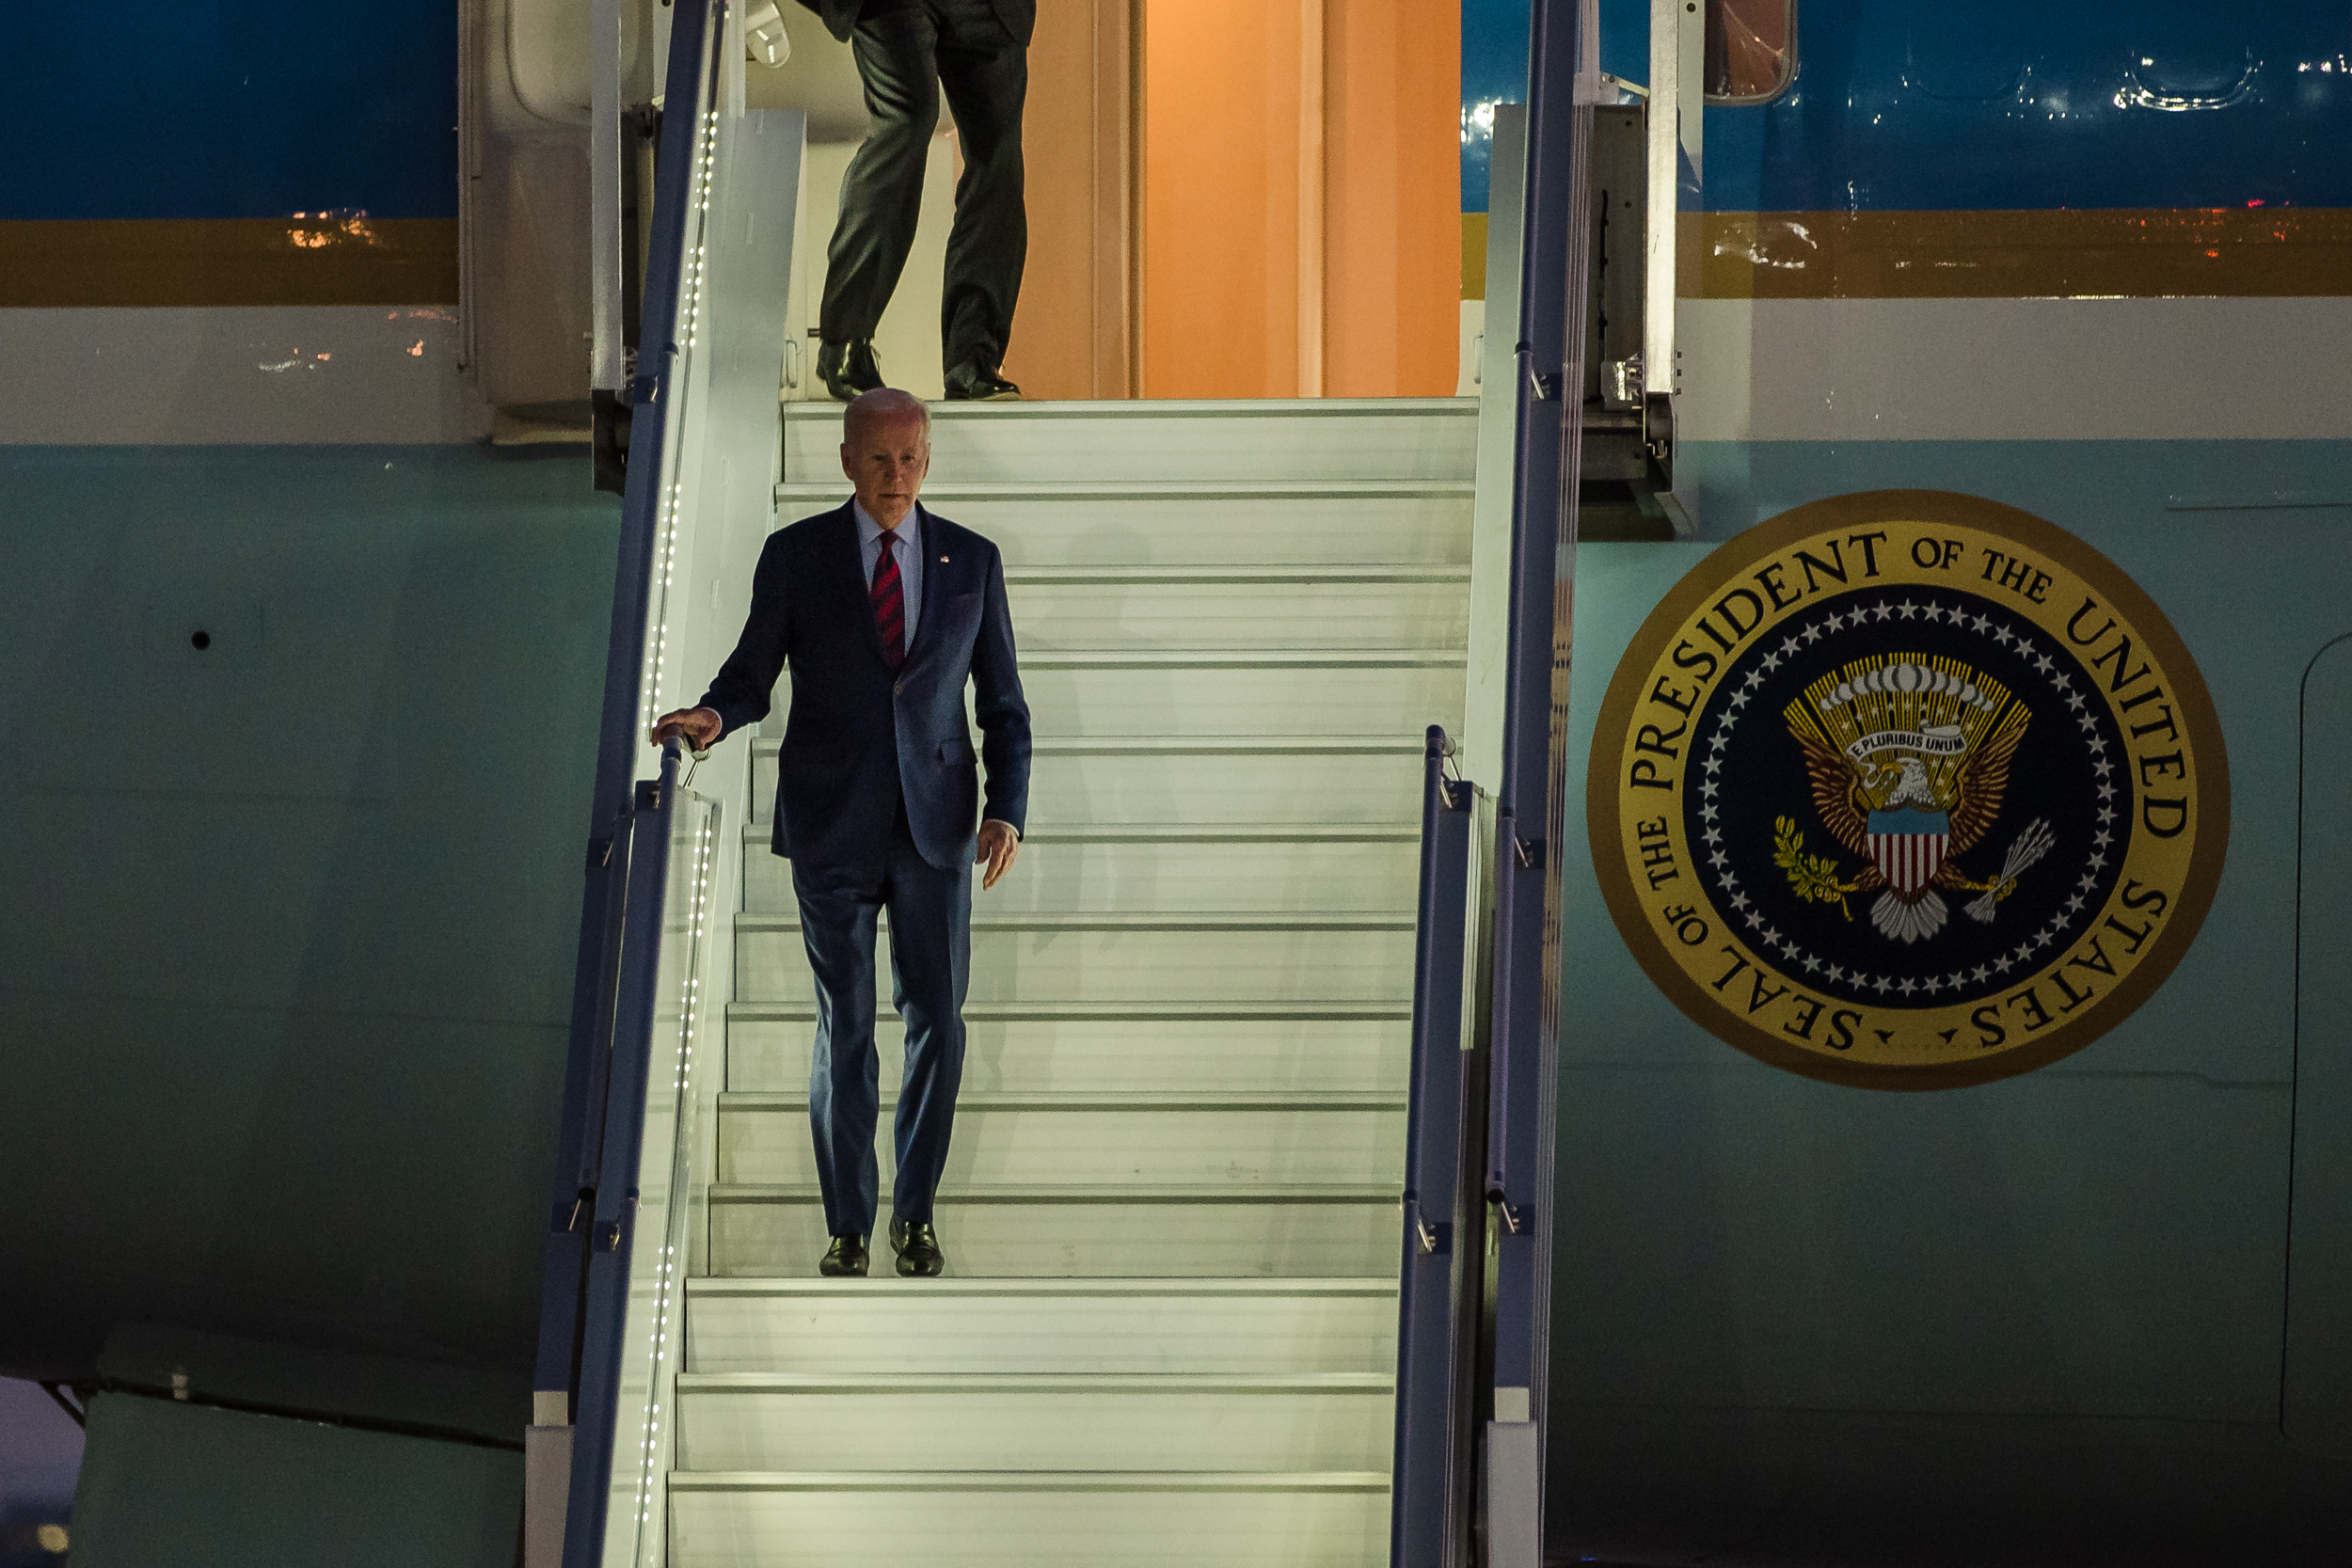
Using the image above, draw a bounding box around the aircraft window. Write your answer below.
[1706,0,1795,103]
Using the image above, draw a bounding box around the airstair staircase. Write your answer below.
[662,398,1477,1565]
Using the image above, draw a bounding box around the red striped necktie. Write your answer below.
[870,530,906,670]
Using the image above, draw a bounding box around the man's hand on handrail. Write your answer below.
[651,706,723,751]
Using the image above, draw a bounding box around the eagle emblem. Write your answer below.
[1776,655,2054,942]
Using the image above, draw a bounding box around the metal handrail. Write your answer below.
[1391,726,1490,1568]
[561,737,689,1565]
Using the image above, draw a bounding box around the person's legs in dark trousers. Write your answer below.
[792,857,889,1240]
[882,807,973,1224]
[789,806,972,1242]
[930,1,1027,387]
[819,6,940,354]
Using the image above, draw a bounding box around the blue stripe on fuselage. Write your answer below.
[1573,0,2352,214]
[7,8,458,221]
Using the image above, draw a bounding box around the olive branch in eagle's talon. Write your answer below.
[1773,815,1862,920]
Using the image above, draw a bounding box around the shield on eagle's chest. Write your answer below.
[1867,808,1950,895]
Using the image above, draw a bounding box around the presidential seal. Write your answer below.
[1587,491,2228,1089]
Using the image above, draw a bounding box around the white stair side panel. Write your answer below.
[749,744,1425,828]
[675,1375,1392,1473]
[733,923,1417,1005]
[717,1098,1406,1187]
[780,398,1477,483]
[771,486,1473,567]
[742,832,1419,915]
[669,1476,1389,1568]
[683,1280,1397,1374]
[709,1189,1399,1277]
[724,1013,1410,1094]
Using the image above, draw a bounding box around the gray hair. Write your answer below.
[843,387,931,446]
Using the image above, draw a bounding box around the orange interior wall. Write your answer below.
[1325,0,1460,397]
[1139,0,1459,399]
[1003,0,1133,400]
[1140,1,1309,399]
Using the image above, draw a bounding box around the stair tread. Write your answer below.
[1017,649,1465,668]
[740,821,1415,843]
[720,1090,1405,1111]
[671,1469,1392,1492]
[686,1276,1396,1297]
[737,911,1412,932]
[777,481,1470,502]
[1007,564,1470,583]
[715,1181,1401,1200]
[678,1371,1393,1393]
[727,1000,1409,1020]
[781,395,1470,418]
[751,735,1424,754]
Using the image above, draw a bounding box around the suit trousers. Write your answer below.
[790,800,973,1237]
[819,0,1027,377]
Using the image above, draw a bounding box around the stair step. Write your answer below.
[739,911,1412,930]
[709,1184,1402,1277]
[1001,578,1468,652]
[723,1009,1408,1094]
[779,396,1476,483]
[749,738,1426,829]
[741,828,1422,916]
[716,1091,1406,1188]
[675,1370,1391,1474]
[734,920,1416,1005]
[683,1277,1397,1374]
[669,1472,1388,1568]
[1020,649,1460,669]
[762,658,1461,738]
[905,823,1419,841]
[1003,564,1470,583]
[728,999,1408,1020]
[774,483,1470,567]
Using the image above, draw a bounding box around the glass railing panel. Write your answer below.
[596,787,723,1568]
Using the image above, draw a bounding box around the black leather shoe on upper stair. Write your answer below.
[817,340,884,403]
[889,1216,945,1277]
[818,1233,869,1277]
[943,363,1021,402]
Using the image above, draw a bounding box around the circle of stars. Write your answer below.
[1690,594,2122,1005]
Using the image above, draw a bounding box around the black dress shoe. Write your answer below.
[818,1233,869,1277]
[817,339,883,402]
[888,1216,945,1277]
[944,363,1021,401]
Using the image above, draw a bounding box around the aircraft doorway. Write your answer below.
[976,0,1466,400]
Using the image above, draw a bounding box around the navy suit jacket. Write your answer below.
[698,502,1030,871]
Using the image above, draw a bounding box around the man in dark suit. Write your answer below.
[652,388,1030,1278]
[796,0,1035,403]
